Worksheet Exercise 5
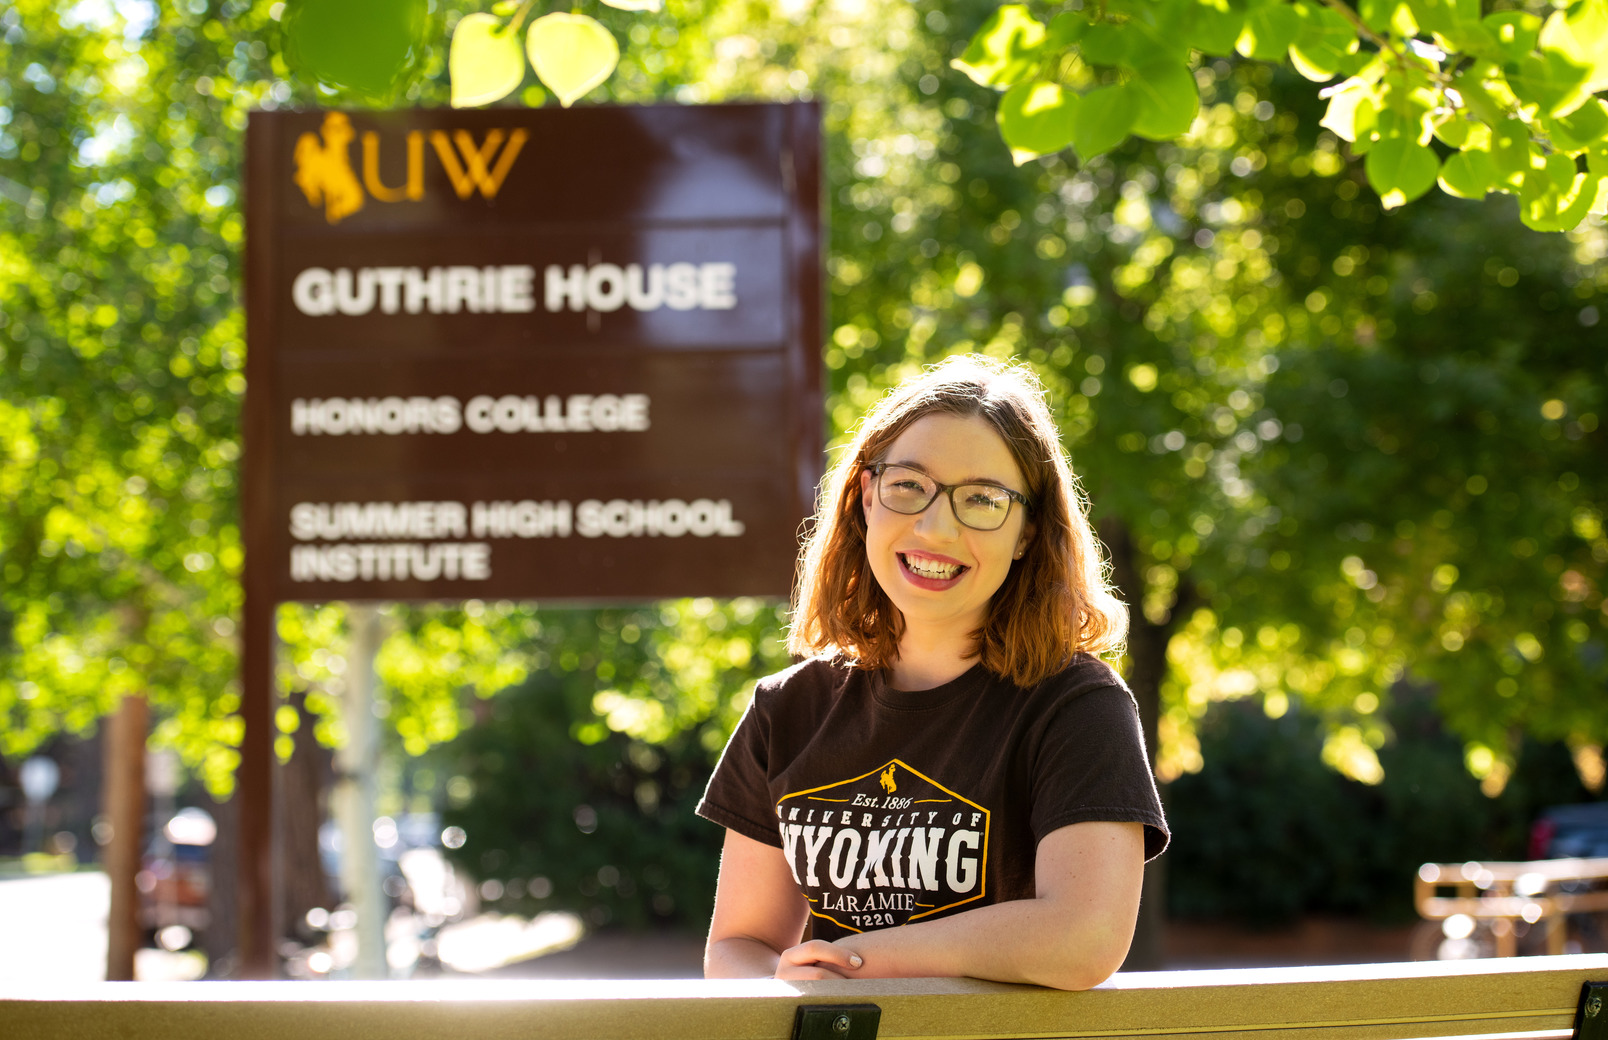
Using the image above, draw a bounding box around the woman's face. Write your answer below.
[859,413,1033,641]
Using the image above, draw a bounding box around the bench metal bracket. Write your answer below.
[1577,982,1608,1040]
[793,1004,881,1040]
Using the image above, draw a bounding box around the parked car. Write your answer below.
[1529,803,1608,859]
[137,807,216,950]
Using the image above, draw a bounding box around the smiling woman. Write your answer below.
[697,354,1168,990]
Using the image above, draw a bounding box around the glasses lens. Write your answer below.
[876,466,1016,530]
[954,485,1012,530]
[878,466,936,514]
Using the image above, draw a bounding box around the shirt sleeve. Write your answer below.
[696,683,785,848]
[1028,682,1170,861]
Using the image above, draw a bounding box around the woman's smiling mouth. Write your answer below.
[899,551,968,587]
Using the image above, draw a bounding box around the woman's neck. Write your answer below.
[886,622,980,691]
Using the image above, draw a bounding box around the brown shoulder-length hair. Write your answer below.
[789,354,1127,686]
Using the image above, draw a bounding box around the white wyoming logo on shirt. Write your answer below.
[775,759,990,933]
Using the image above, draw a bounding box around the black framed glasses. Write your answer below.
[868,463,1031,532]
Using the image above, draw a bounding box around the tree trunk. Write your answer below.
[279,689,335,942]
[204,791,239,978]
[102,693,148,981]
[208,692,335,978]
[1099,518,1190,973]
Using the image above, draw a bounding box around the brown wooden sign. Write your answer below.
[245,102,822,602]
[236,102,822,977]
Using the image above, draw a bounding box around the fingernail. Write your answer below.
[849,954,863,968]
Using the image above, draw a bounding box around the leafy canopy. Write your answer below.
[957,0,1608,232]
[281,0,659,109]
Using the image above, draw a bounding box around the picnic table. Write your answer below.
[1416,856,1608,957]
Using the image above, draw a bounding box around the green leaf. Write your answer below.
[1437,148,1499,198]
[1490,117,1532,183]
[1182,0,1245,56]
[1359,0,1421,34]
[1071,83,1140,161]
[1483,10,1542,59]
[1406,0,1479,38]
[1110,3,1192,66]
[1519,152,1599,230]
[1358,0,1405,33]
[1079,22,1133,66]
[1372,106,1427,151]
[1546,97,1608,153]
[998,81,1079,163]
[449,13,525,108]
[490,0,519,13]
[952,5,1046,89]
[526,13,619,107]
[1434,22,1499,59]
[1435,117,1491,152]
[1365,135,1442,208]
[1237,2,1302,61]
[1589,150,1608,212]
[1127,61,1201,140]
[1452,61,1513,126]
[1431,114,1471,148]
[1546,150,1577,192]
[1373,106,1409,139]
[1506,49,1592,118]
[281,0,429,102]
[1319,80,1375,143]
[1540,0,1608,94]
[1290,1,1361,82]
[1046,11,1089,49]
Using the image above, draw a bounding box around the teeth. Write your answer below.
[903,554,961,580]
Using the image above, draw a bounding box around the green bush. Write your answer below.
[433,602,788,932]
[437,667,723,931]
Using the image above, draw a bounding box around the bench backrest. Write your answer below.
[5,953,1606,1040]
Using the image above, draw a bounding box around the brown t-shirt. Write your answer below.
[697,654,1168,940]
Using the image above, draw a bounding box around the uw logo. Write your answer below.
[292,112,529,224]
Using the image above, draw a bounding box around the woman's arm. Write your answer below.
[706,820,1145,988]
[822,820,1145,990]
[705,828,859,979]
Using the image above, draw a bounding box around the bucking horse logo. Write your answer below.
[293,112,364,224]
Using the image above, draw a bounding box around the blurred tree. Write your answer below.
[0,0,269,791]
[1129,63,1608,794]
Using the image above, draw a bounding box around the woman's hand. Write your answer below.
[774,940,864,980]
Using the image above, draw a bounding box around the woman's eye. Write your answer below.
[890,479,929,493]
[965,491,1005,509]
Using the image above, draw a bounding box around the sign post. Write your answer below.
[241,102,822,976]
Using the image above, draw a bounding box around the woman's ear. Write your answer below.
[860,468,874,514]
[1014,520,1036,560]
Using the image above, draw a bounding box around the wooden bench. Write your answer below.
[6,954,1607,1040]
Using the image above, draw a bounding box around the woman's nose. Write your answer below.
[913,491,962,538]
